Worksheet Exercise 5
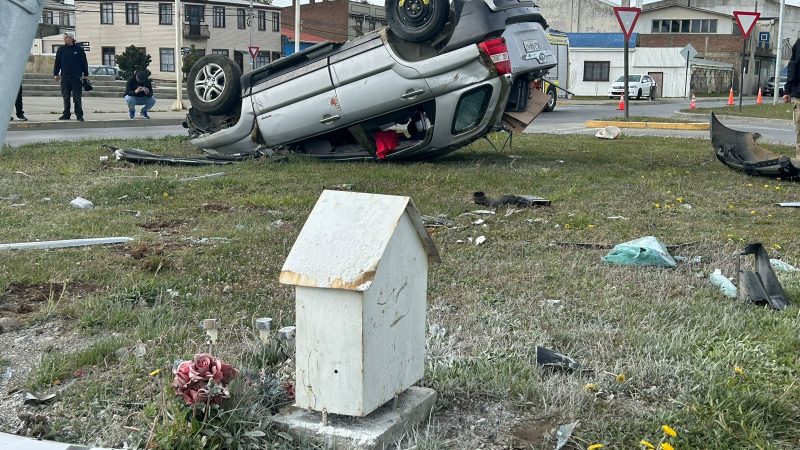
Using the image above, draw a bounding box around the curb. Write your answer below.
[585,120,709,131]
[8,118,184,131]
[675,111,793,124]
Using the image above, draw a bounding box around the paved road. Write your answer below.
[4,125,186,147]
[527,98,795,145]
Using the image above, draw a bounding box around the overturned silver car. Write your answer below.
[183,0,556,161]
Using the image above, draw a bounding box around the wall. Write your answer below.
[535,0,617,33]
[281,0,349,43]
[639,6,734,34]
[75,0,281,80]
[347,2,385,40]
[568,48,625,96]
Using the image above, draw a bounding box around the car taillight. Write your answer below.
[478,37,511,76]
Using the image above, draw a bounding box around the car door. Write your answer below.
[328,36,431,126]
[251,58,344,146]
[642,76,652,96]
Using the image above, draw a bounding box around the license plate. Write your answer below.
[523,40,540,53]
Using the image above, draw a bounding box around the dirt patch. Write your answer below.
[0,283,98,319]
[201,202,234,212]
[137,219,188,232]
[510,417,561,448]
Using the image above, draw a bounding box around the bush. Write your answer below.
[116,45,152,80]
[182,45,203,82]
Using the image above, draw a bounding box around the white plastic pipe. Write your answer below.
[774,0,786,104]
[295,0,300,53]
[0,237,133,251]
[173,0,183,110]
[1,0,45,146]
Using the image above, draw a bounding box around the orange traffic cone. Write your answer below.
[727,87,735,106]
[757,88,764,105]
[617,95,625,111]
[690,94,696,110]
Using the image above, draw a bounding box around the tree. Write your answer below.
[182,45,203,81]
[116,45,151,80]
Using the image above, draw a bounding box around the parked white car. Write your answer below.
[607,74,657,100]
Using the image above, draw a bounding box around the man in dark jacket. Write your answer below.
[124,71,156,119]
[53,32,89,121]
[783,39,800,156]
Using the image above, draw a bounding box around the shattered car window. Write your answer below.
[452,86,491,134]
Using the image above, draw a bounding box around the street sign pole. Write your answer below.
[774,0,786,104]
[680,44,697,100]
[733,10,762,112]
[614,7,641,119]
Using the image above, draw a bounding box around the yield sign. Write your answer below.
[614,7,641,40]
[248,46,260,60]
[733,11,761,39]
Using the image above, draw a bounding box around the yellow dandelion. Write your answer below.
[776,186,781,191]
[728,204,734,209]
[640,440,656,449]
[587,444,604,450]
[149,369,161,377]
[676,197,685,203]
[654,203,661,208]
[584,383,599,391]
[588,224,596,228]
[616,373,626,382]
[750,210,757,215]
[53,379,61,385]
[662,424,677,438]
[564,224,573,230]
[162,192,169,198]
[734,366,744,375]
[660,443,675,450]
[772,244,782,250]
[764,184,770,188]
[746,183,753,187]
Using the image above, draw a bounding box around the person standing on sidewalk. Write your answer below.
[10,86,28,121]
[783,39,800,157]
[53,32,89,121]
[124,71,156,119]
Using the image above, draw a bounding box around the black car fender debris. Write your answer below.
[711,113,800,178]
[737,243,791,311]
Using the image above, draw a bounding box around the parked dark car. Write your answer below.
[184,0,557,161]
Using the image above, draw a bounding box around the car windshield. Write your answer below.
[615,75,641,82]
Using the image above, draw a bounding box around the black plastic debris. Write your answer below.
[711,113,800,178]
[103,145,258,166]
[737,243,791,311]
[535,346,587,373]
[473,192,551,208]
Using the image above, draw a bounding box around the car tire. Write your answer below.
[543,86,557,112]
[187,54,242,115]
[386,0,449,43]
[636,88,642,100]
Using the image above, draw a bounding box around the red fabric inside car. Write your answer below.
[374,131,399,159]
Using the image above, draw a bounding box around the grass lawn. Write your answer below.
[682,103,794,120]
[1,134,800,449]
[598,116,703,123]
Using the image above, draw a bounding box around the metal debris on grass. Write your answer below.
[177,172,226,182]
[23,392,57,405]
[555,420,580,450]
[776,202,800,207]
[595,125,621,140]
[421,215,455,228]
[536,346,587,373]
[475,235,487,246]
[0,237,132,251]
[473,191,551,208]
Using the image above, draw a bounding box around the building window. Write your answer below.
[126,3,139,25]
[102,46,115,66]
[237,8,246,29]
[185,5,205,22]
[52,44,61,53]
[212,49,229,57]
[159,3,172,25]
[42,10,54,24]
[255,50,269,68]
[653,18,719,34]
[583,61,610,82]
[272,12,280,32]
[100,3,113,24]
[258,10,266,31]
[213,6,225,28]
[160,48,175,72]
[353,15,363,31]
[368,19,376,31]
[59,11,74,26]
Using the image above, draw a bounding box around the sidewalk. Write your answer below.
[8,96,188,130]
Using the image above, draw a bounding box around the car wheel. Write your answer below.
[543,86,557,112]
[386,0,449,43]
[187,54,242,115]
[636,88,642,100]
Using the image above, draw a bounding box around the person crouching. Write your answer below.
[124,71,156,119]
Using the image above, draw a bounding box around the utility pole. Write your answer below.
[172,0,183,110]
[1,0,44,145]
[295,0,301,53]
[773,0,786,104]
[249,0,254,69]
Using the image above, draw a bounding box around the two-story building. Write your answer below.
[280,0,386,43]
[31,0,77,56]
[74,0,283,80]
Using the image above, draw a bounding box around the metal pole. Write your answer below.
[684,57,689,98]
[172,0,183,110]
[295,0,301,53]
[774,0,786,104]
[1,0,44,145]
[624,37,630,118]
[740,38,746,111]
[249,0,253,68]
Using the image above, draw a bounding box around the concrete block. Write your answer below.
[272,386,436,450]
[0,432,115,450]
